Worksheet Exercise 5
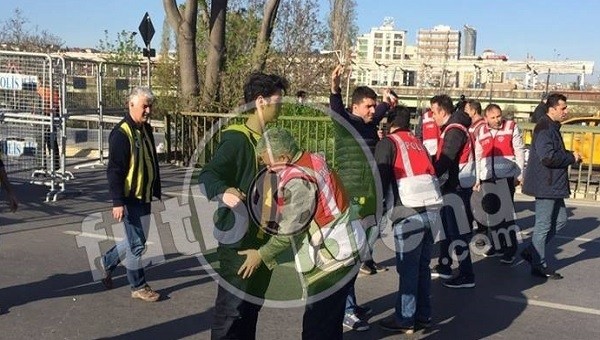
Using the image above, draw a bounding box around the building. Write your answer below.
[354,17,407,86]
[462,25,477,57]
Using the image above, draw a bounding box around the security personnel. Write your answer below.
[376,105,441,333]
[474,104,525,264]
[420,108,440,158]
[0,154,19,212]
[101,86,162,302]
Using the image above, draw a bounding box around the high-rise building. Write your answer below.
[355,17,406,63]
[462,25,477,57]
[417,25,461,62]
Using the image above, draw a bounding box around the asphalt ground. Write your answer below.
[1,162,599,339]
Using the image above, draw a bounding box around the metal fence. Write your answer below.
[0,50,146,201]
[168,112,600,201]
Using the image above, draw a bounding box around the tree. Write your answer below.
[328,0,357,59]
[163,0,200,111]
[251,0,282,71]
[202,0,228,109]
[96,30,141,63]
[269,0,328,95]
[0,8,63,51]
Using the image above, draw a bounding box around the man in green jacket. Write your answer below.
[198,72,288,340]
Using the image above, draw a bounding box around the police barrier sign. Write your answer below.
[0,72,38,90]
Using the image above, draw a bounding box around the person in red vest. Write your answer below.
[237,127,368,339]
[473,104,525,264]
[375,105,442,333]
[417,108,441,159]
[429,94,476,289]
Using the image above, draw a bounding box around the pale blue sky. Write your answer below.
[0,0,598,80]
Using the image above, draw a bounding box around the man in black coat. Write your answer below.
[521,93,581,279]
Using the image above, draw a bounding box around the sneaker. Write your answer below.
[343,313,370,331]
[131,285,160,302]
[354,305,373,320]
[430,265,452,279]
[379,317,414,334]
[531,266,563,280]
[359,263,376,275]
[359,261,388,275]
[483,248,502,258]
[500,254,516,265]
[97,257,113,290]
[520,248,533,265]
[443,276,475,289]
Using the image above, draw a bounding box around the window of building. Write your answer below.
[375,33,383,38]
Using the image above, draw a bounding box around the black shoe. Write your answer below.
[359,263,376,275]
[97,257,113,290]
[483,248,503,258]
[354,305,373,320]
[500,253,516,265]
[531,266,563,280]
[360,261,388,275]
[431,265,452,279]
[520,248,533,265]
[443,275,475,289]
[379,317,414,334]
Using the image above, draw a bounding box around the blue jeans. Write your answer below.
[393,212,433,327]
[102,202,151,290]
[529,198,567,267]
[344,277,358,313]
[437,189,474,280]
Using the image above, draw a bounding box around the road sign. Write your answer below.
[138,12,155,47]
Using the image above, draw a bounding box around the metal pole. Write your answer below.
[545,68,551,93]
[146,43,151,88]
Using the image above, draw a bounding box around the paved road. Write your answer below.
[1,162,599,339]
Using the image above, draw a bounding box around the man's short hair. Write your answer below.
[129,86,155,104]
[546,93,567,109]
[484,103,502,115]
[465,99,482,115]
[243,72,289,104]
[256,127,300,159]
[430,94,454,114]
[351,86,377,105]
[387,105,412,130]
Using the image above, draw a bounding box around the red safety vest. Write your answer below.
[278,152,349,228]
[421,110,440,157]
[387,131,442,207]
[437,123,476,188]
[469,118,486,138]
[476,120,518,180]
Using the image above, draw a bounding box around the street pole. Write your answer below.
[345,67,352,106]
[146,42,151,88]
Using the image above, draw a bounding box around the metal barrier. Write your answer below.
[171,112,600,201]
[0,50,79,201]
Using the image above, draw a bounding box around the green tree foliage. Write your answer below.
[96,30,142,63]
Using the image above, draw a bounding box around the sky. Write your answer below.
[0,0,598,80]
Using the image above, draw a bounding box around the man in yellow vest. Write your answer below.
[100,86,162,302]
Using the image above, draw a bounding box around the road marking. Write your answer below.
[495,295,600,316]
[62,231,155,245]
[555,235,600,244]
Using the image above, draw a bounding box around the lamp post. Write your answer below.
[487,69,494,104]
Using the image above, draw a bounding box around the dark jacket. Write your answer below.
[522,114,576,198]
[107,114,161,207]
[329,90,387,201]
[531,102,547,123]
[198,124,269,249]
[434,111,471,193]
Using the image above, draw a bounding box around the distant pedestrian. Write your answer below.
[100,86,162,302]
[520,93,581,279]
[0,156,18,213]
